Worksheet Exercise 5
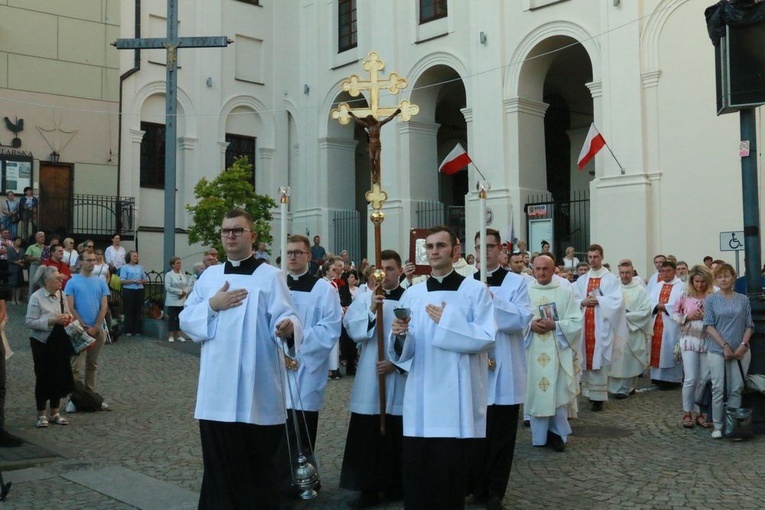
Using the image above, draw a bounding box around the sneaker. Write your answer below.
[178,337,186,343]
[101,402,110,411]
[65,401,77,413]
[711,429,723,439]
[168,337,175,343]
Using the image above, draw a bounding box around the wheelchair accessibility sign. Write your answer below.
[719,231,745,252]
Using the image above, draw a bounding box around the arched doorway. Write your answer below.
[517,35,594,260]
[410,65,468,242]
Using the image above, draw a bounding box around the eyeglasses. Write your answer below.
[219,228,251,238]
[286,250,307,257]
[474,243,498,251]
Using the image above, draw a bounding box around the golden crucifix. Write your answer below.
[331,51,418,434]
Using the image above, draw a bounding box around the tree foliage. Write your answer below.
[186,157,276,257]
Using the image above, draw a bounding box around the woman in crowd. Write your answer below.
[562,246,579,271]
[119,250,149,336]
[62,237,79,273]
[343,269,360,301]
[673,265,714,428]
[465,253,476,266]
[25,267,72,428]
[1,192,19,237]
[7,236,25,305]
[164,256,188,343]
[92,249,111,284]
[703,263,754,439]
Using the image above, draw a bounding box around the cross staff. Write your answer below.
[331,52,418,434]
[114,0,231,266]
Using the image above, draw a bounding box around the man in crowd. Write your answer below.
[202,251,217,269]
[608,260,652,399]
[525,253,582,451]
[646,254,667,294]
[310,235,326,275]
[468,229,532,510]
[255,242,271,263]
[574,244,627,412]
[25,231,45,295]
[676,261,689,282]
[452,239,477,278]
[180,208,302,509]
[390,225,495,509]
[340,249,407,508]
[509,252,527,276]
[104,233,126,273]
[65,248,110,411]
[649,260,684,387]
[278,234,341,496]
[42,244,71,290]
[575,261,589,280]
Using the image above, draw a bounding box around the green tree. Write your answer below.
[186,157,276,258]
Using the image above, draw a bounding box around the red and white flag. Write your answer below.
[577,123,606,170]
[439,143,472,175]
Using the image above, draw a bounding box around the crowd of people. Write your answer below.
[1,206,757,509]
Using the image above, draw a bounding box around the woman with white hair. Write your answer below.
[25,266,73,428]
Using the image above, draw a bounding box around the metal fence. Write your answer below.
[41,193,135,238]
[524,189,590,260]
[412,200,466,242]
[331,209,361,264]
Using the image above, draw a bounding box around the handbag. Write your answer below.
[723,359,754,440]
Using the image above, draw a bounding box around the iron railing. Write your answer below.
[524,189,590,260]
[331,209,361,264]
[40,194,135,239]
[412,200,466,242]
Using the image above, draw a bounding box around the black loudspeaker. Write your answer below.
[716,22,765,114]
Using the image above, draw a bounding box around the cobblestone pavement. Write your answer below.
[1,301,765,509]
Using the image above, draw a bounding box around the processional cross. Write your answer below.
[114,0,231,266]
[331,52,419,434]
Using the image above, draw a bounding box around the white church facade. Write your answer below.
[117,0,763,276]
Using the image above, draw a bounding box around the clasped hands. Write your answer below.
[530,317,556,334]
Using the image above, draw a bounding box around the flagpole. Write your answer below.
[604,144,626,175]
[478,181,488,284]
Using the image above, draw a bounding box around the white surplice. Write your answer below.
[389,272,496,438]
[344,287,408,415]
[180,261,303,425]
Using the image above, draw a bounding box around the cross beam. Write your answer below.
[114,0,230,266]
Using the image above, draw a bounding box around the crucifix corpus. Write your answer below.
[331,51,419,434]
[114,0,231,266]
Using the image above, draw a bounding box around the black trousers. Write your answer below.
[121,288,144,334]
[30,339,63,411]
[340,413,403,495]
[402,436,469,510]
[467,404,520,500]
[198,419,283,510]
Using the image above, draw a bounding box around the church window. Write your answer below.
[338,0,357,53]
[140,122,165,189]
[420,0,447,24]
[225,134,257,189]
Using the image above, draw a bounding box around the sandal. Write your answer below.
[36,416,49,428]
[682,413,693,428]
[49,413,69,426]
[696,414,712,428]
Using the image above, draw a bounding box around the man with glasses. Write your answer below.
[390,225,496,509]
[180,208,302,509]
[468,229,532,510]
[64,248,111,412]
[275,234,341,497]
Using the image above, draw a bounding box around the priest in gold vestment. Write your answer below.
[524,254,583,451]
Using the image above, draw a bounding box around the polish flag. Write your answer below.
[577,124,607,170]
[439,144,472,175]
